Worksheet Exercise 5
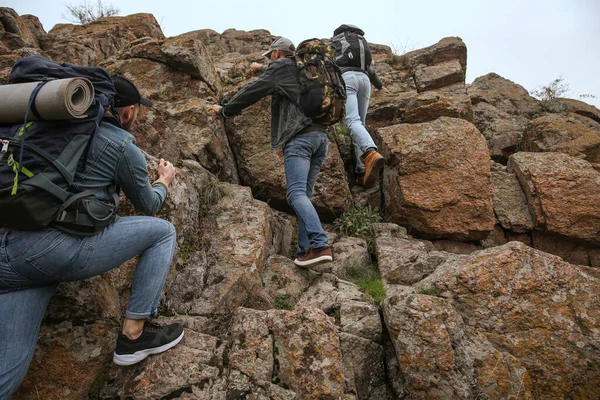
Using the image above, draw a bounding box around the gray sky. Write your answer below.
[6,0,600,108]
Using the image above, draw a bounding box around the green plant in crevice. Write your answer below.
[333,122,350,138]
[178,235,206,264]
[414,286,439,296]
[333,205,382,255]
[341,261,386,302]
[274,295,295,311]
[333,205,382,238]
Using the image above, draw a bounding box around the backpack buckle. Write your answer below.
[0,140,8,163]
[56,210,67,222]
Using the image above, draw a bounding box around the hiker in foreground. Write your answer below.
[209,37,334,268]
[332,24,385,188]
[0,69,183,398]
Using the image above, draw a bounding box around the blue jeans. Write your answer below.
[284,131,329,258]
[343,71,377,173]
[0,216,176,399]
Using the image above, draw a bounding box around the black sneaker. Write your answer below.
[113,321,184,366]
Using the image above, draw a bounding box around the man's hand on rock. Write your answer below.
[250,62,263,73]
[158,158,176,186]
[209,104,223,114]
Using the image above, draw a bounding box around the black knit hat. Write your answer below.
[112,75,152,107]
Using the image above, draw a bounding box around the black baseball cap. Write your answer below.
[112,75,153,107]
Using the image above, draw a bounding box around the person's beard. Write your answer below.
[121,117,134,132]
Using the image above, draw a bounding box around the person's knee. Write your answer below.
[286,188,307,207]
[345,114,363,128]
[161,220,176,242]
[148,219,176,247]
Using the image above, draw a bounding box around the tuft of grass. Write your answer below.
[333,205,382,238]
[414,287,439,296]
[200,176,232,217]
[333,205,382,255]
[341,262,386,302]
[274,295,295,311]
[333,122,350,138]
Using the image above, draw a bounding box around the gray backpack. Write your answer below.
[331,24,373,71]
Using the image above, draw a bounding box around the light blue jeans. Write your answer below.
[0,216,176,399]
[284,131,329,258]
[343,71,377,173]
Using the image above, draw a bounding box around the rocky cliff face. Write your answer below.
[2,7,600,400]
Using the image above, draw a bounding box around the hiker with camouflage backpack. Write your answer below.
[332,24,386,188]
[210,37,343,268]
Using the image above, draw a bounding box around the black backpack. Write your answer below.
[295,38,347,126]
[0,55,119,234]
[331,24,373,71]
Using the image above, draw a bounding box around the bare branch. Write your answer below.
[529,76,571,101]
[62,0,120,25]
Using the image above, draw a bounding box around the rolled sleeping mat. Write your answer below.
[0,77,95,124]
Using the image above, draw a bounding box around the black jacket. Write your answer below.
[221,57,313,149]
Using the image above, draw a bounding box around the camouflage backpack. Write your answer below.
[295,38,347,126]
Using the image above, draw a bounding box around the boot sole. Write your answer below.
[112,330,184,366]
[294,255,333,268]
[363,156,385,189]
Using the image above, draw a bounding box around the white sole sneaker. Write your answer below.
[294,255,333,267]
[112,330,184,366]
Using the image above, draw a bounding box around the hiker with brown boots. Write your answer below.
[331,24,385,188]
[209,37,333,268]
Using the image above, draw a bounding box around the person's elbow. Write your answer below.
[137,191,166,216]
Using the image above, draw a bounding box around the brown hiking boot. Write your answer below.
[355,172,365,186]
[359,151,385,189]
[294,246,333,268]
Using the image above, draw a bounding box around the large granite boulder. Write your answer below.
[415,242,600,399]
[226,307,345,400]
[13,321,117,399]
[376,117,495,241]
[0,8,45,81]
[400,37,467,82]
[193,28,273,57]
[553,97,600,123]
[383,294,533,399]
[469,72,542,118]
[508,152,600,245]
[521,113,600,164]
[0,7,43,50]
[373,223,451,285]
[490,162,534,233]
[472,101,529,160]
[41,13,165,65]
